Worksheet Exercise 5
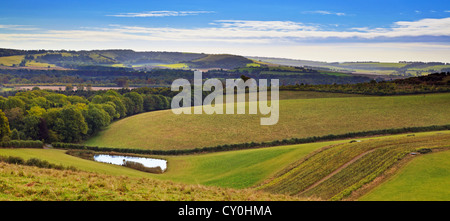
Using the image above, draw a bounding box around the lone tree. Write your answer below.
[0,110,11,141]
[240,75,251,82]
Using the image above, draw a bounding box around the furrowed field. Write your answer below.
[1,131,449,201]
[258,132,450,200]
[85,93,450,150]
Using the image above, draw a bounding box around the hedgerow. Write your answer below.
[0,140,43,148]
[53,124,450,155]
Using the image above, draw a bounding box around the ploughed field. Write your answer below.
[85,92,450,150]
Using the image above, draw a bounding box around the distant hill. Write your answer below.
[393,72,450,85]
[187,54,253,69]
[248,56,450,77]
[0,48,252,70]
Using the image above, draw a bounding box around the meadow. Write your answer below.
[359,150,450,201]
[0,55,25,66]
[85,93,450,150]
[2,131,449,194]
[258,132,450,200]
[0,162,304,201]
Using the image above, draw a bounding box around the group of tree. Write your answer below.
[0,88,171,143]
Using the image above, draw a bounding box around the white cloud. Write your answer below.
[2,17,450,44]
[0,24,38,31]
[108,10,214,17]
[1,17,450,62]
[302,10,346,16]
[213,20,318,31]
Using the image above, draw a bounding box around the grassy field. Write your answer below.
[339,62,409,68]
[157,63,190,69]
[0,162,303,201]
[409,64,450,71]
[258,132,450,200]
[25,60,56,68]
[85,93,450,150]
[1,131,449,200]
[0,139,351,188]
[276,90,365,100]
[359,150,450,201]
[0,55,25,66]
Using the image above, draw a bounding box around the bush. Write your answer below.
[0,155,77,171]
[25,158,51,168]
[4,156,25,164]
[417,148,432,154]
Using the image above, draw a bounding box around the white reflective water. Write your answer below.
[93,154,167,171]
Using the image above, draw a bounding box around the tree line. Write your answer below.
[0,88,171,143]
[280,72,450,95]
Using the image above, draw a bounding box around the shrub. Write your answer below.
[0,155,77,171]
[417,148,432,154]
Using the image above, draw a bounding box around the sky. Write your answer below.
[1,0,450,62]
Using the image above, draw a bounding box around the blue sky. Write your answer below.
[1,0,450,62]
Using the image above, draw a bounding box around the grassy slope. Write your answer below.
[85,93,450,150]
[0,162,303,201]
[2,131,448,191]
[0,55,24,66]
[258,131,450,200]
[0,140,348,189]
[156,63,189,69]
[359,150,450,201]
[339,62,409,68]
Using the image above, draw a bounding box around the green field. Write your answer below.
[359,150,450,201]
[1,131,449,200]
[258,132,450,200]
[0,55,25,66]
[85,93,450,150]
[409,64,450,71]
[25,60,56,68]
[339,62,409,68]
[0,139,350,188]
[0,162,302,201]
[157,63,189,69]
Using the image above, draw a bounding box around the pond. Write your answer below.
[93,154,167,171]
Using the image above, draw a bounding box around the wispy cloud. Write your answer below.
[1,17,450,46]
[212,20,318,31]
[0,24,39,31]
[302,10,346,16]
[2,18,450,62]
[108,10,215,17]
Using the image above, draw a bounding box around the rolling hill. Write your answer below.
[0,48,253,70]
[257,132,450,200]
[249,56,450,77]
[1,131,448,200]
[85,92,450,150]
